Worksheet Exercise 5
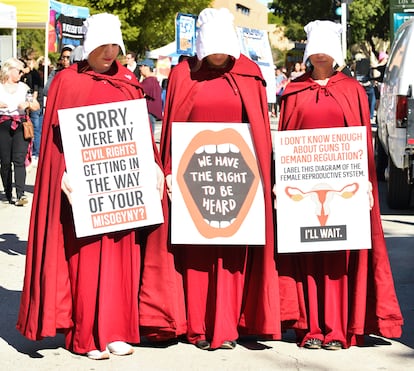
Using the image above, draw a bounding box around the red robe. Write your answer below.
[278,71,403,347]
[16,61,186,353]
[160,55,282,348]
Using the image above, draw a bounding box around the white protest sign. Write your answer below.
[171,122,265,245]
[58,99,163,237]
[274,126,371,253]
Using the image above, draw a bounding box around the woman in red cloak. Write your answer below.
[16,13,186,360]
[277,20,403,350]
[160,8,282,350]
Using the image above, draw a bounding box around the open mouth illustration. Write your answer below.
[176,128,260,239]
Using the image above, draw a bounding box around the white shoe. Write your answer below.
[107,341,134,356]
[86,348,110,360]
[31,156,38,167]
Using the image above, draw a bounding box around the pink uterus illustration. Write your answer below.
[285,183,359,226]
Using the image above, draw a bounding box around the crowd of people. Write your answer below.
[0,7,403,362]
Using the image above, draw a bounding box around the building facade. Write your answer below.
[212,0,268,30]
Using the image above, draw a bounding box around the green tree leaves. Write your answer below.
[269,0,389,45]
[67,0,210,56]
[18,0,211,58]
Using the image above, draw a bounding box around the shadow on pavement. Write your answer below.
[0,233,27,256]
[0,286,65,358]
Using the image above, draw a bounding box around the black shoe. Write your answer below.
[195,340,210,350]
[323,340,343,350]
[15,196,28,206]
[6,197,16,205]
[304,338,322,349]
[4,192,14,204]
[220,340,237,350]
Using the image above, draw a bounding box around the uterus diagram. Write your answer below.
[285,182,360,226]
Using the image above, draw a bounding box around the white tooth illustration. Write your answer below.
[204,144,216,154]
[195,146,204,154]
[217,144,230,153]
[230,144,239,153]
[220,221,230,228]
[210,220,220,228]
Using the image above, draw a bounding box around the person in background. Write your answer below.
[139,58,163,134]
[17,13,186,360]
[161,77,168,112]
[277,20,403,350]
[289,61,305,80]
[300,62,307,74]
[43,44,74,97]
[0,58,40,206]
[21,57,44,166]
[274,66,288,116]
[375,51,388,81]
[124,51,140,81]
[354,52,376,122]
[373,50,389,181]
[160,7,281,351]
[373,50,389,107]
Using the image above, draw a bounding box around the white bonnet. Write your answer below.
[196,8,240,61]
[82,13,126,59]
[303,20,344,67]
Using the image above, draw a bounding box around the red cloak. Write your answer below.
[16,61,186,352]
[160,55,282,345]
[278,72,403,346]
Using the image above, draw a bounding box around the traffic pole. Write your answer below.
[341,1,347,61]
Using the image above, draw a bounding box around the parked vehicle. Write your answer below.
[376,18,414,209]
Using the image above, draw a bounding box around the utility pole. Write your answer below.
[333,0,352,62]
[341,0,348,61]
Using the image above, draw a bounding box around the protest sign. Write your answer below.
[58,99,163,237]
[274,126,371,253]
[237,27,276,104]
[171,122,265,245]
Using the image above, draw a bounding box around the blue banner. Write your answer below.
[49,0,89,52]
[175,13,197,56]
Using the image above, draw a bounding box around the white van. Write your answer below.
[376,18,414,209]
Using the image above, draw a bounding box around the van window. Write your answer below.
[387,26,409,83]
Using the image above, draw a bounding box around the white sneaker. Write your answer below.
[107,341,134,356]
[86,348,110,360]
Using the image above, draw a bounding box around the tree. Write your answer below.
[65,0,211,56]
[269,0,389,46]
[17,29,45,60]
[17,0,211,58]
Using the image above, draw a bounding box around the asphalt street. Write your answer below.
[0,123,413,370]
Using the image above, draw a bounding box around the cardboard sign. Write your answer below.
[58,99,163,237]
[171,122,265,245]
[274,126,372,253]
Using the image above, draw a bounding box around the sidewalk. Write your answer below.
[1,153,414,371]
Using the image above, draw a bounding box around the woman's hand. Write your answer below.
[0,102,8,109]
[61,171,73,204]
[18,99,40,111]
[368,181,374,210]
[155,163,165,200]
[166,174,172,201]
